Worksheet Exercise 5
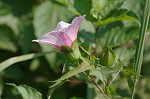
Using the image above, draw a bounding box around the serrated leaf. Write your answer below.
[48,60,94,98]
[7,83,42,99]
[101,0,126,18]
[114,48,135,64]
[33,1,74,69]
[90,67,119,84]
[97,9,140,26]
[97,25,139,48]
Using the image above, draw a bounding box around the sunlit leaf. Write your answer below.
[114,48,135,64]
[79,19,95,47]
[54,0,68,6]
[0,14,19,34]
[0,25,17,52]
[7,83,42,99]
[97,24,139,48]
[91,0,107,18]
[101,0,126,18]
[97,9,140,26]
[90,67,119,83]
[0,1,12,15]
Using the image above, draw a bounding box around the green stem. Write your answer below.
[131,0,150,98]
[0,51,54,72]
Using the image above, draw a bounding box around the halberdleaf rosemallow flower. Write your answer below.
[32,15,85,63]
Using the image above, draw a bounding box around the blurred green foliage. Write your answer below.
[0,0,149,99]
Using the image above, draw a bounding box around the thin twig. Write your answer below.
[67,79,86,83]
[83,72,110,99]
[108,70,121,87]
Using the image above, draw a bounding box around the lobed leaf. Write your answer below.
[90,67,119,84]
[48,60,94,98]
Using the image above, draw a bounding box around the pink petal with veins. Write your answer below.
[32,31,73,49]
[54,21,70,31]
[62,15,85,41]
[32,15,85,49]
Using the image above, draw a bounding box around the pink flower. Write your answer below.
[32,15,85,50]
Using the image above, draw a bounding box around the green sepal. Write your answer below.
[61,40,81,63]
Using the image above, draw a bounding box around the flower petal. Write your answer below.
[54,21,70,31]
[32,31,73,49]
[62,15,85,41]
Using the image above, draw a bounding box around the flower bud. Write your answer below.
[99,47,115,67]
[61,40,81,63]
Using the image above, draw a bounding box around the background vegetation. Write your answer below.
[0,0,150,99]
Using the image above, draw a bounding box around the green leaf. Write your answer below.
[69,97,84,99]
[114,48,135,64]
[123,66,139,79]
[0,75,3,97]
[79,19,95,47]
[47,80,66,99]
[0,25,17,52]
[19,19,35,54]
[91,0,107,18]
[33,1,74,69]
[68,0,94,21]
[123,66,138,93]
[100,0,126,18]
[53,0,68,6]
[0,14,19,34]
[47,60,94,98]
[0,1,12,15]
[7,83,42,99]
[97,9,140,26]
[97,25,139,48]
[0,51,53,72]
[90,67,119,84]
